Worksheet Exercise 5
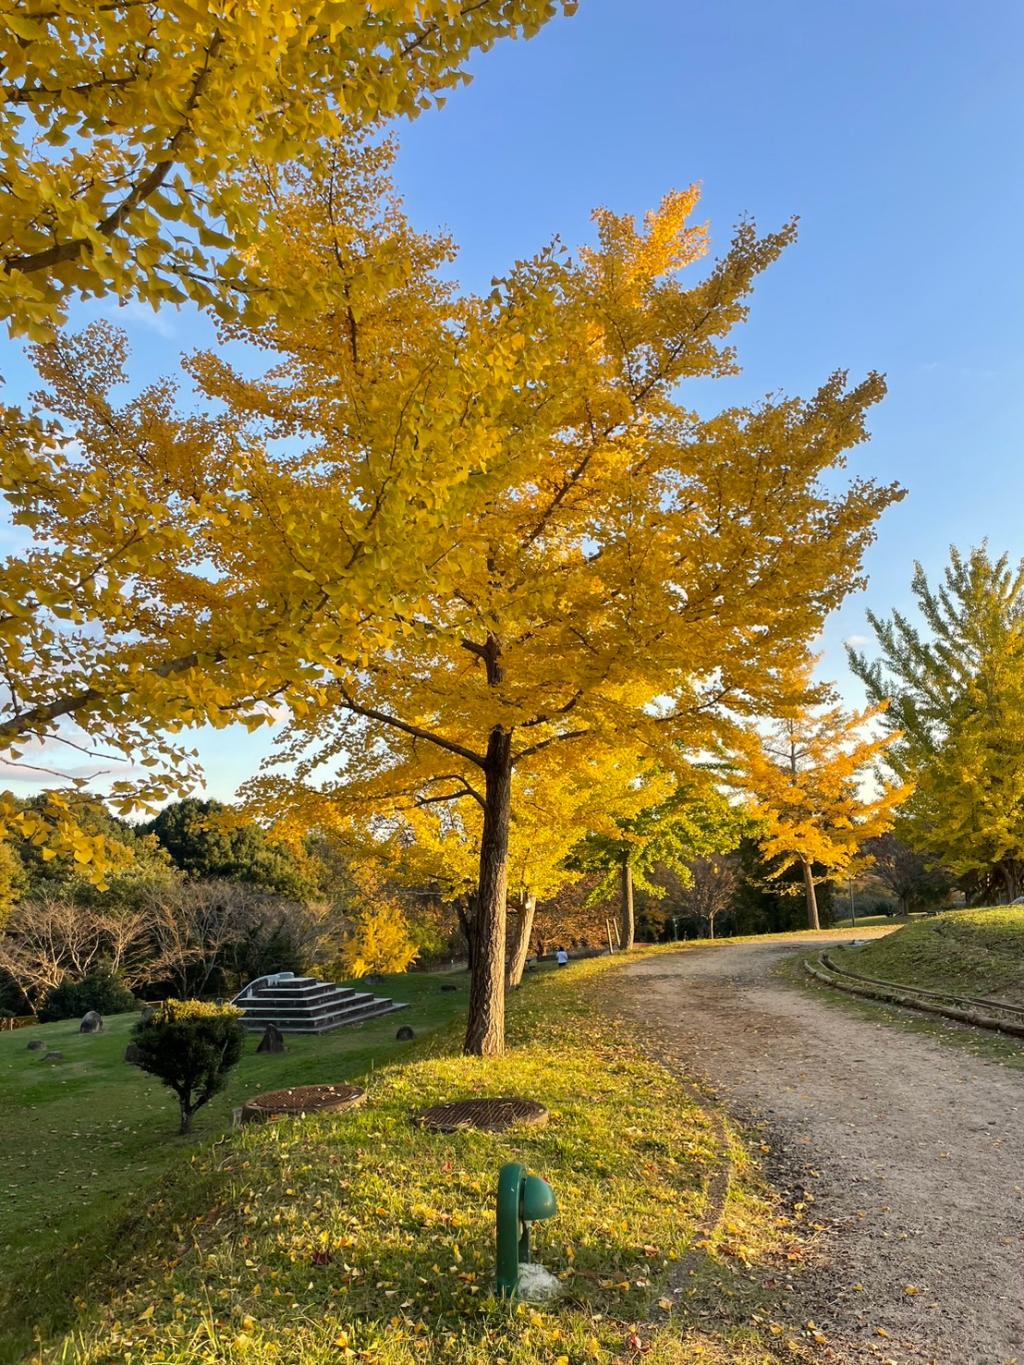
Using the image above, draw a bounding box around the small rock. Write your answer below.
[79,1011,103,1034]
[256,1022,286,1054]
[441,984,458,993]
[396,1025,415,1041]
[41,1051,63,1062]
[516,1262,563,1303]
[124,1043,142,1065]
[26,1038,45,1051]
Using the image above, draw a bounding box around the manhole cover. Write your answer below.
[240,1083,366,1124]
[414,1096,549,1133]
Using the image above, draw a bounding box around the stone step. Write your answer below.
[240,999,408,1034]
[233,972,409,1035]
[241,987,360,1011]
[240,992,376,1023]
[242,982,348,1002]
[255,980,336,995]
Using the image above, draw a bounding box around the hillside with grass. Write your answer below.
[835,908,1024,1003]
[3,954,817,1365]
[0,972,467,1365]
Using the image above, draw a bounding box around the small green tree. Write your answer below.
[849,547,1024,900]
[572,783,747,950]
[131,1000,244,1135]
[37,968,135,1023]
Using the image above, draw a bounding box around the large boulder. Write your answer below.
[79,1010,103,1034]
[256,1022,286,1055]
[124,1043,142,1065]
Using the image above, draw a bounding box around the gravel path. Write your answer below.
[618,937,1024,1365]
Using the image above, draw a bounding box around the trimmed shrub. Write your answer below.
[37,969,136,1023]
[130,1000,245,1134]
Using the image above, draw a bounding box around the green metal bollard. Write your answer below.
[496,1161,558,1298]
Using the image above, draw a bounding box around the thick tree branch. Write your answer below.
[4,31,223,277]
[519,690,583,729]
[0,649,226,743]
[336,689,486,767]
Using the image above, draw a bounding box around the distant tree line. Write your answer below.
[0,797,344,1016]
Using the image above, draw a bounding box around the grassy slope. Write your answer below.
[833,907,1024,1003]
[17,952,817,1365]
[0,973,467,1364]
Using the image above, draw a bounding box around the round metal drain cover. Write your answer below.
[240,1082,366,1124]
[415,1096,549,1133]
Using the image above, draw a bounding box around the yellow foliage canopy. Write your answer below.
[341,898,419,980]
[3,139,902,1042]
[0,0,573,336]
[732,685,912,927]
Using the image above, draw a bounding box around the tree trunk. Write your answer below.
[179,1101,193,1136]
[707,913,715,940]
[464,725,513,1056]
[620,859,635,951]
[1002,862,1019,902]
[801,858,820,931]
[455,895,477,971]
[506,893,536,990]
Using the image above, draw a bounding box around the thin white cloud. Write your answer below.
[844,633,870,647]
[101,299,177,339]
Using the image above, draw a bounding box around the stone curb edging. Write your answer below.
[804,956,1024,1039]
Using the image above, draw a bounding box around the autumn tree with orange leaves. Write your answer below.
[731,695,912,930]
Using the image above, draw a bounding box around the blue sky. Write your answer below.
[4,0,1023,801]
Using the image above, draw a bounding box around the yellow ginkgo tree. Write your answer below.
[0,0,572,868]
[8,141,901,1050]
[731,692,912,929]
[0,0,573,337]
[221,156,900,1054]
[0,139,530,877]
[263,735,673,990]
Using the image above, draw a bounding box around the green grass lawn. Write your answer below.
[0,972,468,1364]
[831,912,918,929]
[829,906,1024,1003]
[4,953,818,1365]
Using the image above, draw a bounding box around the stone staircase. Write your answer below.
[233,972,408,1035]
